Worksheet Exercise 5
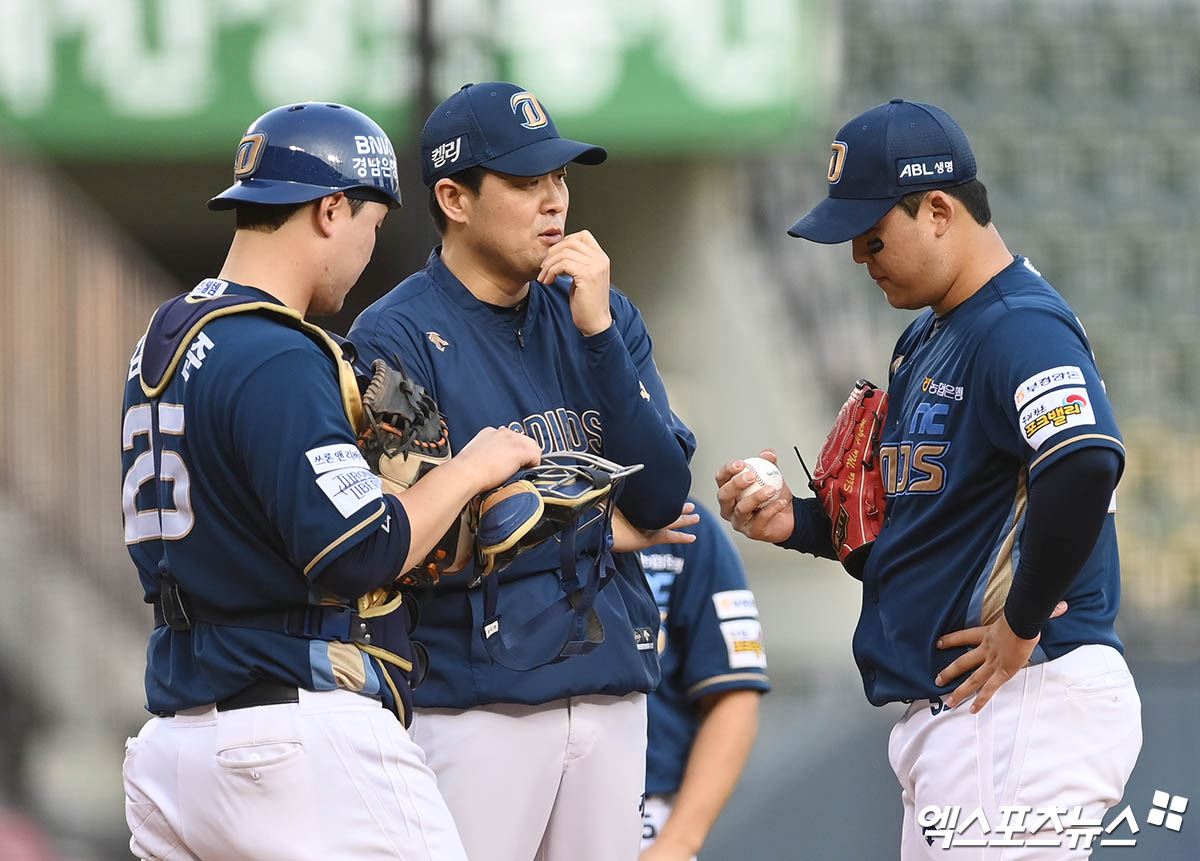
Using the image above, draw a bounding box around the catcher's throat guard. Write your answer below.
[475,451,644,672]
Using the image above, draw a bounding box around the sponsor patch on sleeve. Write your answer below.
[316,467,382,518]
[719,619,767,669]
[712,589,759,620]
[306,443,369,475]
[1013,365,1085,409]
[1019,387,1095,450]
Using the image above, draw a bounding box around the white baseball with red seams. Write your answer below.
[737,457,783,504]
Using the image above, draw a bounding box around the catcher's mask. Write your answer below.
[474,451,643,672]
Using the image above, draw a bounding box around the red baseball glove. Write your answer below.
[809,379,888,578]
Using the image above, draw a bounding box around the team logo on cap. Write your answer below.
[827,141,848,183]
[233,133,267,178]
[510,91,548,130]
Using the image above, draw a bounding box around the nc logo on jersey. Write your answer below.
[827,141,848,183]
[510,92,548,129]
[909,402,949,435]
[233,133,267,178]
[426,331,450,352]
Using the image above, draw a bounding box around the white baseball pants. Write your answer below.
[123,687,466,860]
[889,644,1142,860]
[410,692,647,861]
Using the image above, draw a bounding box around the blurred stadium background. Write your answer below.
[0,0,1196,857]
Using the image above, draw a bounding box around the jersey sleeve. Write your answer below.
[589,288,695,528]
[978,307,1124,481]
[611,289,696,458]
[673,516,771,702]
[229,345,388,582]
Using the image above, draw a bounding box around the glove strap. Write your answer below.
[479,497,620,671]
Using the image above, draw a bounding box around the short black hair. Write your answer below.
[896,178,991,227]
[234,196,371,232]
[427,166,488,234]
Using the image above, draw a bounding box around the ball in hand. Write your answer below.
[737,456,783,506]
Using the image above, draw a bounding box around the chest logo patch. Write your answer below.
[427,331,450,352]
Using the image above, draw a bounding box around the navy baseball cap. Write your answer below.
[420,82,607,187]
[788,99,977,244]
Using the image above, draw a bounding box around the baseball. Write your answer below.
[737,456,784,504]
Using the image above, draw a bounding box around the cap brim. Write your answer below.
[482,137,607,177]
[786,195,899,244]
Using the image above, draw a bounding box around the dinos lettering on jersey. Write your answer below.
[879,441,951,495]
[509,408,602,454]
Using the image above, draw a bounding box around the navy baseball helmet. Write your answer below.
[208,102,402,211]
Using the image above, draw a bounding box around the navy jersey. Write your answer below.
[640,500,770,796]
[121,279,418,721]
[857,256,1125,705]
[349,248,696,709]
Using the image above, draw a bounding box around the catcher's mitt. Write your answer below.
[809,379,889,579]
[357,358,471,587]
[472,451,643,581]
